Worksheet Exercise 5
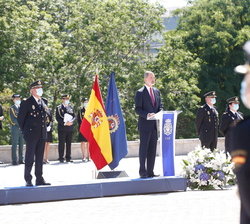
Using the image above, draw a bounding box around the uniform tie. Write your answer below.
[150,87,155,107]
[38,99,42,109]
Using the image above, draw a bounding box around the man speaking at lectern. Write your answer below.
[135,71,163,178]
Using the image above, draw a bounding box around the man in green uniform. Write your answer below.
[10,94,24,165]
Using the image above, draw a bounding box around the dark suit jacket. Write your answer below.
[56,104,75,132]
[195,104,219,142]
[17,96,47,140]
[135,86,163,132]
[0,104,3,130]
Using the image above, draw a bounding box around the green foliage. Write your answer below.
[0,0,165,143]
[172,0,250,120]
[152,0,250,138]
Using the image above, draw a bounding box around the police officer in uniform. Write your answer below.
[17,81,51,186]
[77,98,90,162]
[231,40,250,224]
[195,91,219,151]
[10,94,24,165]
[219,96,243,157]
[56,94,75,163]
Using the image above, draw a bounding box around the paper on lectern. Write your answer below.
[146,110,163,120]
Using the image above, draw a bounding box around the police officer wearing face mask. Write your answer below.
[77,98,90,162]
[17,81,51,186]
[219,97,243,157]
[195,91,219,151]
[231,40,250,224]
[10,94,24,165]
[56,94,75,163]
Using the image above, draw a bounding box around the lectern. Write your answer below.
[148,111,182,176]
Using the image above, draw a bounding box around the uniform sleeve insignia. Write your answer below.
[107,114,120,133]
[231,149,248,171]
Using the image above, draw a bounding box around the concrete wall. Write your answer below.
[0,138,225,163]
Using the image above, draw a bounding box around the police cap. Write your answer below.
[12,94,21,99]
[234,40,250,75]
[62,94,70,99]
[204,91,216,98]
[29,80,42,89]
[227,96,239,104]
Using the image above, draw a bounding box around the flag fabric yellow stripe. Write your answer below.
[80,75,112,170]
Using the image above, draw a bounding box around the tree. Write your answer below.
[153,0,250,138]
[0,0,166,144]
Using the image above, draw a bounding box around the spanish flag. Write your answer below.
[80,75,112,170]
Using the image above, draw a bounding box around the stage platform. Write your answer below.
[0,176,186,205]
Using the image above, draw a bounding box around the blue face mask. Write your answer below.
[233,104,239,111]
[83,103,88,107]
[64,100,69,105]
[240,80,250,109]
[211,98,216,104]
[36,88,43,97]
[15,100,21,105]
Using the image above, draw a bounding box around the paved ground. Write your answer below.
[0,156,241,224]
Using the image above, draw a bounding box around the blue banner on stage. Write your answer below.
[161,113,176,176]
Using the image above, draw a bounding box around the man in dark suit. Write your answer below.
[0,103,4,164]
[232,40,250,224]
[135,71,163,178]
[219,96,243,156]
[195,91,219,151]
[18,81,51,186]
[56,94,75,163]
[10,94,24,165]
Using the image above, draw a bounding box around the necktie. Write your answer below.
[150,87,155,107]
[38,99,42,109]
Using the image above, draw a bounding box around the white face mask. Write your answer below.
[211,98,216,104]
[233,104,239,111]
[36,88,43,97]
[83,103,88,107]
[240,80,250,109]
[64,100,69,105]
[15,100,21,105]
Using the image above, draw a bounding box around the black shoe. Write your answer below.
[148,174,160,178]
[12,161,18,165]
[140,175,148,178]
[19,161,25,164]
[0,161,3,164]
[26,180,33,187]
[36,181,51,186]
[59,159,64,163]
[66,159,73,163]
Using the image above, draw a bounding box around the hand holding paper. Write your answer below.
[64,113,74,126]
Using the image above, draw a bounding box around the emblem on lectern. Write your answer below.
[163,119,172,136]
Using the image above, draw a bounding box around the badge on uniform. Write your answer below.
[32,105,35,110]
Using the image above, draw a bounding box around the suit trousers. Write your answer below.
[24,138,45,182]
[11,129,24,162]
[58,131,73,160]
[139,128,158,176]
